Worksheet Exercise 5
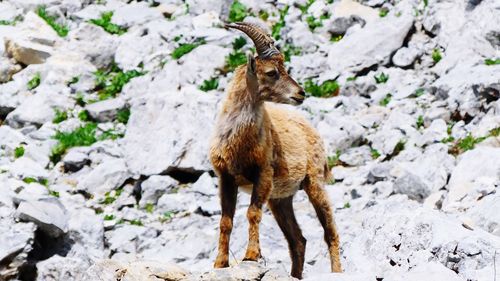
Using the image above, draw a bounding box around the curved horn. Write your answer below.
[225,22,280,59]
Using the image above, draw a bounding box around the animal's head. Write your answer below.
[226,22,305,105]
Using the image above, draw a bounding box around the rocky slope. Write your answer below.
[0,0,499,280]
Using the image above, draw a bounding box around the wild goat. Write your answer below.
[209,22,342,279]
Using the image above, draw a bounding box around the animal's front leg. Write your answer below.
[214,172,238,268]
[243,168,273,261]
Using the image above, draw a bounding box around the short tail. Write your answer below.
[324,161,333,183]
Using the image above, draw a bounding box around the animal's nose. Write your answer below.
[298,90,305,97]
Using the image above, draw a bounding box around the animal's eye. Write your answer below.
[265,70,278,78]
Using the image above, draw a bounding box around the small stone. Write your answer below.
[16,197,68,237]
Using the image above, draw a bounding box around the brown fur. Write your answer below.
[209,53,342,279]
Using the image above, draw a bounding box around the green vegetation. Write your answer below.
[490,127,500,137]
[327,150,342,169]
[432,48,442,63]
[485,58,500,65]
[199,78,219,92]
[370,148,381,159]
[390,140,405,158]
[53,109,68,124]
[145,203,154,214]
[304,79,340,98]
[171,39,205,59]
[27,73,41,90]
[89,11,127,35]
[104,214,115,220]
[331,35,343,42]
[414,88,425,97]
[259,10,269,21]
[374,72,389,84]
[75,93,86,106]
[446,127,499,155]
[298,0,315,14]
[346,76,357,82]
[343,202,351,209]
[228,1,249,22]
[379,93,392,106]
[232,36,247,50]
[116,108,130,124]
[379,8,389,17]
[67,76,79,85]
[129,219,143,226]
[159,211,175,223]
[0,16,22,26]
[50,123,99,163]
[23,177,58,197]
[282,44,301,62]
[423,0,428,7]
[78,110,90,122]
[306,13,330,31]
[100,188,123,205]
[14,146,25,158]
[36,6,68,37]
[272,5,289,40]
[94,64,145,100]
[226,36,247,71]
[416,115,424,129]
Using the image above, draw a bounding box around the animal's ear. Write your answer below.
[246,52,256,75]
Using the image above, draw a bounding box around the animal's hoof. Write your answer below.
[213,260,229,268]
[242,249,261,262]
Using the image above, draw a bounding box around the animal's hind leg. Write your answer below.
[303,176,342,273]
[268,196,306,279]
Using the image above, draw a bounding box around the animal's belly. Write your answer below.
[238,180,301,199]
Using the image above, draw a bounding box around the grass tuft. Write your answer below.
[379,93,392,106]
[171,39,205,59]
[94,65,145,100]
[89,11,127,35]
[37,6,68,37]
[229,1,249,22]
[374,72,389,84]
[50,123,98,163]
[272,5,289,40]
[416,115,424,129]
[304,79,340,98]
[14,146,25,158]
[53,109,68,124]
[485,58,500,65]
[379,8,389,17]
[116,108,130,124]
[27,73,41,90]
[432,48,442,63]
[199,78,219,92]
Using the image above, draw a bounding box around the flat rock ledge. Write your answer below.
[82,260,296,281]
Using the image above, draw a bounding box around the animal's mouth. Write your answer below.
[291,97,304,105]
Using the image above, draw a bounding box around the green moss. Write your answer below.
[304,79,340,98]
[282,44,301,62]
[53,109,68,124]
[145,203,154,214]
[94,65,145,100]
[229,1,249,22]
[327,150,342,169]
[379,93,392,106]
[89,11,127,35]
[27,73,41,90]
[36,6,68,37]
[104,214,115,220]
[379,8,389,17]
[485,58,500,65]
[416,115,424,129]
[171,39,205,59]
[271,5,289,40]
[199,78,219,92]
[374,72,389,84]
[50,123,99,163]
[14,146,25,158]
[116,108,130,124]
[232,36,247,50]
[370,148,381,159]
[432,48,442,63]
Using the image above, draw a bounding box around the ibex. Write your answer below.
[209,22,342,279]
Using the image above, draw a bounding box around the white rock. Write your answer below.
[85,98,126,122]
[0,221,36,279]
[123,90,219,176]
[112,2,164,27]
[139,175,177,208]
[9,157,49,180]
[77,158,130,195]
[16,197,68,237]
[327,14,414,75]
[191,172,217,196]
[444,147,500,209]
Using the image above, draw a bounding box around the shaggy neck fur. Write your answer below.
[216,67,265,145]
